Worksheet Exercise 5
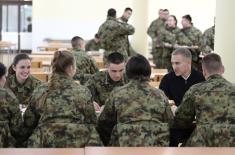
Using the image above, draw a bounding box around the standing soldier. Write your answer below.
[98,8,135,63]
[97,54,173,146]
[147,9,169,67]
[71,36,99,85]
[174,53,235,146]
[0,62,22,147]
[156,15,181,70]
[177,15,203,71]
[201,25,215,55]
[85,33,101,52]
[118,7,136,57]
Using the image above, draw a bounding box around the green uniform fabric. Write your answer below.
[97,80,173,146]
[72,48,99,85]
[98,17,135,63]
[0,88,22,147]
[174,74,235,146]
[23,73,102,147]
[85,71,128,106]
[5,75,41,108]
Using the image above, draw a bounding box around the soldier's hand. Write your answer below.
[191,45,199,49]
[163,43,172,48]
[171,105,178,116]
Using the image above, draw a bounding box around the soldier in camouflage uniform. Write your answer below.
[155,15,181,71]
[201,25,215,54]
[85,33,101,52]
[97,8,135,63]
[0,63,22,147]
[174,53,235,146]
[23,51,102,147]
[97,54,173,146]
[177,15,203,71]
[71,36,99,85]
[118,7,136,57]
[147,9,169,67]
[5,53,41,112]
[85,52,128,107]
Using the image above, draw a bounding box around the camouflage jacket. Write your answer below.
[0,87,22,147]
[72,48,99,85]
[157,26,181,47]
[85,39,101,52]
[5,75,41,106]
[23,73,102,147]
[174,74,235,146]
[85,70,128,106]
[177,26,203,62]
[97,80,173,146]
[201,26,215,54]
[177,26,202,46]
[98,16,135,59]
[147,18,165,48]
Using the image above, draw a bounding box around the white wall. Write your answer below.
[148,0,216,32]
[32,0,133,51]
[33,0,216,52]
[215,0,235,83]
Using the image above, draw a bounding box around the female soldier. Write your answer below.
[156,15,181,70]
[0,62,22,147]
[23,50,102,147]
[5,53,41,112]
[97,54,173,146]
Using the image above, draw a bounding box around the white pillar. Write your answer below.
[215,0,235,83]
[131,1,148,56]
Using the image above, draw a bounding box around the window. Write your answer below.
[0,0,32,52]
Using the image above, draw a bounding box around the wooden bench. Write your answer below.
[31,68,51,82]
[31,60,42,68]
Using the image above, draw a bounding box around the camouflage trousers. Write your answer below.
[27,123,103,147]
[152,47,173,71]
[190,49,202,72]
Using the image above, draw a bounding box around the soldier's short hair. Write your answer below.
[183,14,192,23]
[124,7,132,12]
[126,54,151,81]
[172,48,192,60]
[202,53,223,74]
[107,8,116,17]
[52,50,75,74]
[107,52,124,65]
[95,33,100,39]
[0,62,6,79]
[163,9,169,12]
[71,36,84,48]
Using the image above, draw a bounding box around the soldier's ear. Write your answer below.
[220,65,225,74]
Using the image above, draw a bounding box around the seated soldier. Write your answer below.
[85,52,128,109]
[0,62,22,147]
[85,33,101,52]
[97,54,173,146]
[174,53,235,146]
[71,36,99,84]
